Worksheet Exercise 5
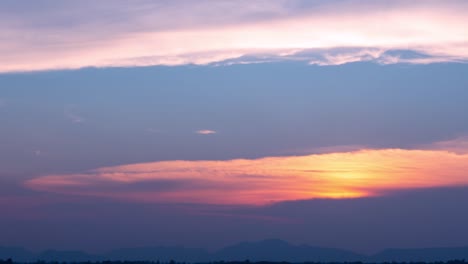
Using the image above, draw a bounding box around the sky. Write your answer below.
[1,0,468,255]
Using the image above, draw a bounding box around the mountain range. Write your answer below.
[2,239,468,262]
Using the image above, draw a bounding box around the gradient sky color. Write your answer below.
[1,0,468,256]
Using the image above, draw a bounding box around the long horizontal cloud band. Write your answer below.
[2,0,468,72]
[25,138,468,205]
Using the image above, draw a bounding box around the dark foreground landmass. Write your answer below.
[2,240,468,263]
[1,259,468,264]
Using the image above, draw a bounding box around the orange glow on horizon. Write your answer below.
[25,141,468,205]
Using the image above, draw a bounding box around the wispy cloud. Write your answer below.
[1,1,467,72]
[423,137,468,154]
[64,105,85,124]
[196,129,217,135]
[24,137,468,206]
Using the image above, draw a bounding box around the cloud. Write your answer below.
[64,105,85,124]
[423,136,468,154]
[24,137,468,206]
[196,130,217,135]
[1,1,467,72]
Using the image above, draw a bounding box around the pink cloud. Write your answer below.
[196,130,217,135]
[1,1,467,72]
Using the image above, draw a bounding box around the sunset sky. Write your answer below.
[1,0,468,255]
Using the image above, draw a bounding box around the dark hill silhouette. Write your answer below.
[213,239,364,262]
[107,246,209,262]
[371,247,468,262]
[3,240,468,262]
[37,250,101,262]
[0,247,34,262]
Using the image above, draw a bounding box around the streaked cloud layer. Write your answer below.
[25,138,468,205]
[1,0,467,72]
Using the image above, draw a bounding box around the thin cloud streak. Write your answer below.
[1,1,467,72]
[64,105,85,124]
[196,130,217,135]
[25,138,468,206]
[423,137,468,155]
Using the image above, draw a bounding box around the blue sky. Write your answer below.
[2,62,468,176]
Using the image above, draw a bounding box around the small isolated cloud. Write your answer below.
[196,129,217,135]
[64,105,85,124]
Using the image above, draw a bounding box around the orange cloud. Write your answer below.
[25,139,468,206]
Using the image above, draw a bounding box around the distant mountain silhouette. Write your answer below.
[107,246,209,262]
[213,239,364,262]
[371,247,468,262]
[37,250,101,262]
[0,248,101,262]
[0,247,34,262]
[3,240,468,262]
